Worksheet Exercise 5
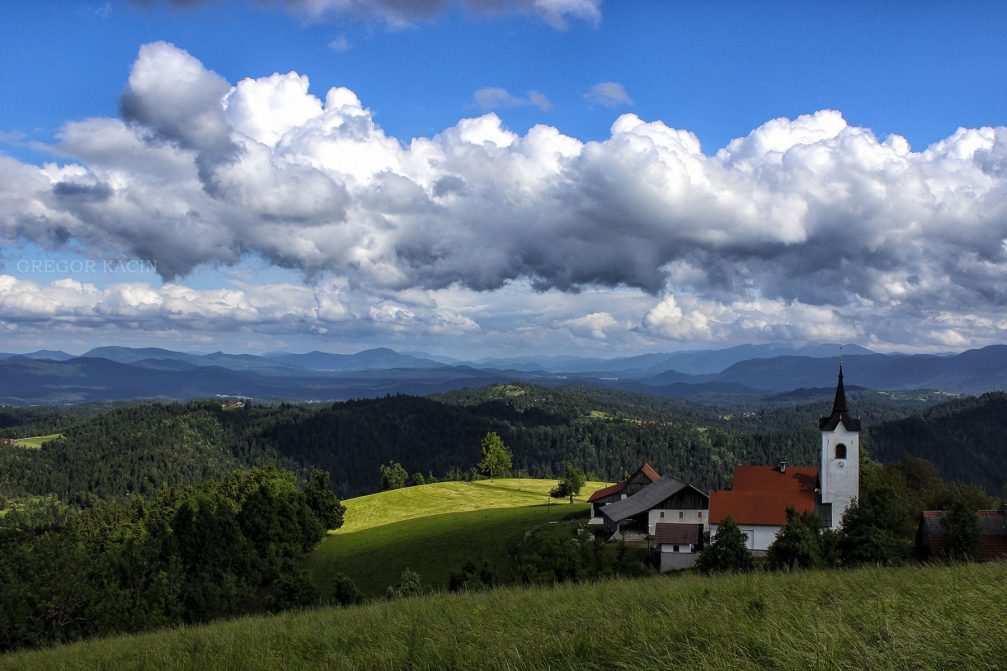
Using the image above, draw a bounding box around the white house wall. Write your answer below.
[711,523,781,552]
[648,509,708,535]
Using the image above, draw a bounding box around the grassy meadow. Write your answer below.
[308,479,609,597]
[332,478,610,533]
[308,502,587,597]
[4,561,1005,670]
[5,434,62,448]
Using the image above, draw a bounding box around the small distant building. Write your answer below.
[916,509,1007,562]
[587,463,660,525]
[653,522,704,572]
[708,463,819,555]
[600,475,709,540]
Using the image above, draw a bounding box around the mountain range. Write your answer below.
[0,343,1004,405]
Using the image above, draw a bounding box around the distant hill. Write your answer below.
[265,347,446,371]
[703,347,1007,394]
[2,343,1005,406]
[867,392,1007,493]
[0,350,74,361]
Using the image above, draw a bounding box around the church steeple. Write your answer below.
[832,362,848,415]
[818,361,861,529]
[819,362,860,431]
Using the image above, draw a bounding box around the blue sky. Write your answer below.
[1,1,1006,355]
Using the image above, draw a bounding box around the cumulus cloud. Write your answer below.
[560,311,620,339]
[328,35,351,52]
[137,0,602,29]
[473,87,552,111]
[0,274,477,338]
[584,81,633,107]
[2,43,1007,350]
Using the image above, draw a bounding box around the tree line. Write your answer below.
[0,466,349,653]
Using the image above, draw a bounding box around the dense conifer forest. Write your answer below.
[1,385,1004,503]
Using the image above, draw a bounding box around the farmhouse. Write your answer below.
[916,509,1007,562]
[587,462,660,525]
[708,365,861,553]
[600,474,709,539]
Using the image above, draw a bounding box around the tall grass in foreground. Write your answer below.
[4,562,1006,671]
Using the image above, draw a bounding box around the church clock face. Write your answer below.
[836,460,846,469]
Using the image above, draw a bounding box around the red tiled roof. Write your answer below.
[640,463,660,482]
[709,465,818,526]
[587,482,624,502]
[654,523,703,546]
[588,462,661,502]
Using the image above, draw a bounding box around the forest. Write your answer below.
[1,385,1005,505]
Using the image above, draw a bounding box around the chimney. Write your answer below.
[778,461,787,473]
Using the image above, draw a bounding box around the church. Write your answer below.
[708,365,861,554]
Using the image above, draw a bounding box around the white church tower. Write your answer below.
[818,364,860,529]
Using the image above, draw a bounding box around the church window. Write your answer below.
[835,443,847,459]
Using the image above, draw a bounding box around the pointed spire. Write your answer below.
[832,362,848,415]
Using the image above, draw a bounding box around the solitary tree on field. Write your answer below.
[478,432,512,478]
[379,461,409,490]
[551,462,587,503]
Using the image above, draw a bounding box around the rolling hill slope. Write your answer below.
[308,478,610,597]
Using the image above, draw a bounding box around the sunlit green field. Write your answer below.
[5,562,1005,670]
[306,478,609,597]
[308,502,587,597]
[6,434,63,448]
[333,478,610,534]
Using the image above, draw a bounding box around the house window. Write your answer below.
[698,511,703,519]
[678,511,684,519]
[673,545,680,553]
[835,443,847,459]
[660,511,665,518]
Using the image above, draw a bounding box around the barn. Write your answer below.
[600,474,709,539]
[587,463,660,526]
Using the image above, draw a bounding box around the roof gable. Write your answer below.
[588,462,660,502]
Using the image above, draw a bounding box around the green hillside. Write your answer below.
[310,504,587,597]
[8,434,62,448]
[334,478,609,533]
[4,562,1005,670]
[308,478,610,597]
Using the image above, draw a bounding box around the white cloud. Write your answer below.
[561,311,620,339]
[3,43,1007,351]
[328,35,351,52]
[142,0,602,29]
[473,87,552,111]
[584,81,634,107]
